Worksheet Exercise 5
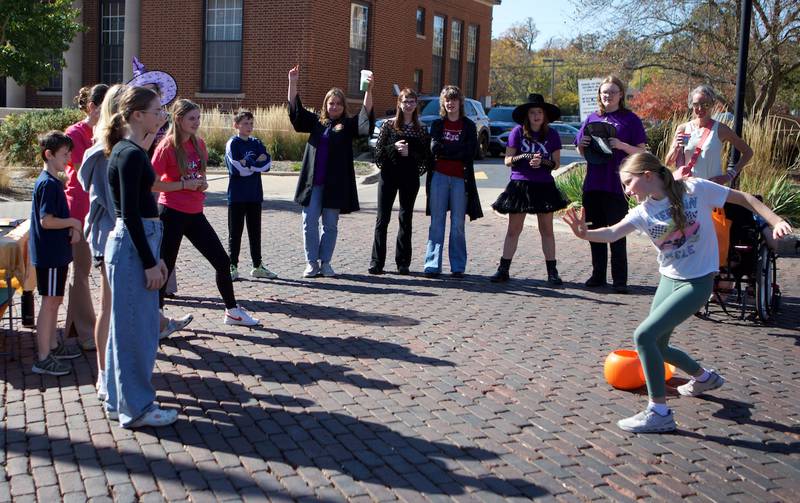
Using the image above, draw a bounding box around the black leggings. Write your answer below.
[159,205,236,309]
[582,190,628,286]
[228,201,262,268]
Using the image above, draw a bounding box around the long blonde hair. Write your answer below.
[620,152,688,232]
[93,84,128,144]
[319,88,347,125]
[167,99,207,177]
[102,87,159,157]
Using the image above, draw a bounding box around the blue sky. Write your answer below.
[491,0,580,46]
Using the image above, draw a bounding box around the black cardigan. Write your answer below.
[426,117,484,221]
[289,95,374,214]
[373,119,432,176]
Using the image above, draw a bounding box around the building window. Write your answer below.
[449,20,462,87]
[42,55,62,92]
[100,0,125,84]
[432,15,446,93]
[348,3,370,96]
[416,8,425,36]
[413,69,423,93]
[465,24,479,98]
[203,0,243,92]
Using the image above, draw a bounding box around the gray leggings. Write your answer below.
[635,273,715,399]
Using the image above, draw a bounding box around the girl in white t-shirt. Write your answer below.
[564,152,792,434]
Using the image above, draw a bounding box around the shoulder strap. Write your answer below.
[687,120,715,171]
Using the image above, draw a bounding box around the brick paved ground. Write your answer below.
[2,194,799,502]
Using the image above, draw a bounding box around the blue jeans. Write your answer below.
[104,219,162,427]
[424,171,467,273]
[302,185,340,264]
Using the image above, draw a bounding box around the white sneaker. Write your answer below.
[97,371,107,401]
[224,306,259,326]
[126,407,178,428]
[159,314,194,340]
[303,262,320,278]
[320,262,336,277]
[617,409,676,433]
[677,370,725,397]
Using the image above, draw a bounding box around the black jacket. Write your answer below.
[426,117,483,221]
[289,95,374,214]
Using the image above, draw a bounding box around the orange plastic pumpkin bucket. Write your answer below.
[604,349,676,390]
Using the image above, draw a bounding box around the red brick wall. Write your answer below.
[25,0,495,117]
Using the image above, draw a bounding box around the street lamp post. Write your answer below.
[542,58,564,103]
[729,0,753,179]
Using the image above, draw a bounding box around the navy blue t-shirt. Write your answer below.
[29,170,73,267]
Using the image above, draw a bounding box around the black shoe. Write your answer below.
[397,266,410,275]
[584,276,607,288]
[451,271,465,279]
[368,266,383,275]
[547,274,563,286]
[490,269,509,283]
[424,271,440,278]
[613,284,629,294]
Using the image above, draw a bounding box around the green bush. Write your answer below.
[0,108,85,166]
[555,164,586,207]
[207,147,223,167]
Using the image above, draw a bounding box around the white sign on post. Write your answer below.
[578,78,603,122]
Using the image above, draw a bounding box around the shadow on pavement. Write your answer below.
[168,326,453,368]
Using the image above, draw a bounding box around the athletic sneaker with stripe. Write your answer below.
[677,370,725,397]
[224,306,259,326]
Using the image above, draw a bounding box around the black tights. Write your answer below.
[159,205,237,309]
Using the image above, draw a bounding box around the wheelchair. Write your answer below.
[701,203,781,323]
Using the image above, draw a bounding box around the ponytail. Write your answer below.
[103,113,126,157]
[101,86,159,157]
[621,152,688,233]
[660,166,688,233]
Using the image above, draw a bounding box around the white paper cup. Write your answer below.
[360,70,373,92]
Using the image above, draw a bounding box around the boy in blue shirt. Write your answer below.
[225,110,277,280]
[30,131,83,376]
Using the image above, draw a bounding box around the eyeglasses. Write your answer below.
[691,102,713,109]
[401,100,417,105]
[600,90,620,97]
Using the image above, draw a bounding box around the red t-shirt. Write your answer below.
[152,137,208,214]
[64,120,94,223]
[434,119,464,178]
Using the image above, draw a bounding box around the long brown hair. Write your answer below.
[393,88,422,131]
[598,75,628,116]
[621,152,688,232]
[522,107,550,142]
[102,87,159,157]
[167,99,207,177]
[319,88,347,125]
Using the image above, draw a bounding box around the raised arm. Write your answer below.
[563,207,637,243]
[725,189,792,240]
[287,65,299,106]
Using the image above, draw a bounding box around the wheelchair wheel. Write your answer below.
[755,244,779,322]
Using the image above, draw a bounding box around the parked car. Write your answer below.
[489,109,580,156]
[369,96,491,160]
[487,106,516,157]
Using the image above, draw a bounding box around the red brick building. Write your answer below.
[13,0,499,116]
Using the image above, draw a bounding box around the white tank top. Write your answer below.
[682,120,723,180]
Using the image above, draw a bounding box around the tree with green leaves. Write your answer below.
[0,0,83,87]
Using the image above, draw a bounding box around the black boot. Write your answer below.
[490,258,511,283]
[546,260,563,285]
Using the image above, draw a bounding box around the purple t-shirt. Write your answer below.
[507,125,562,183]
[576,109,647,194]
[313,126,331,186]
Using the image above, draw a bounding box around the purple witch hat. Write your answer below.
[126,57,178,106]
